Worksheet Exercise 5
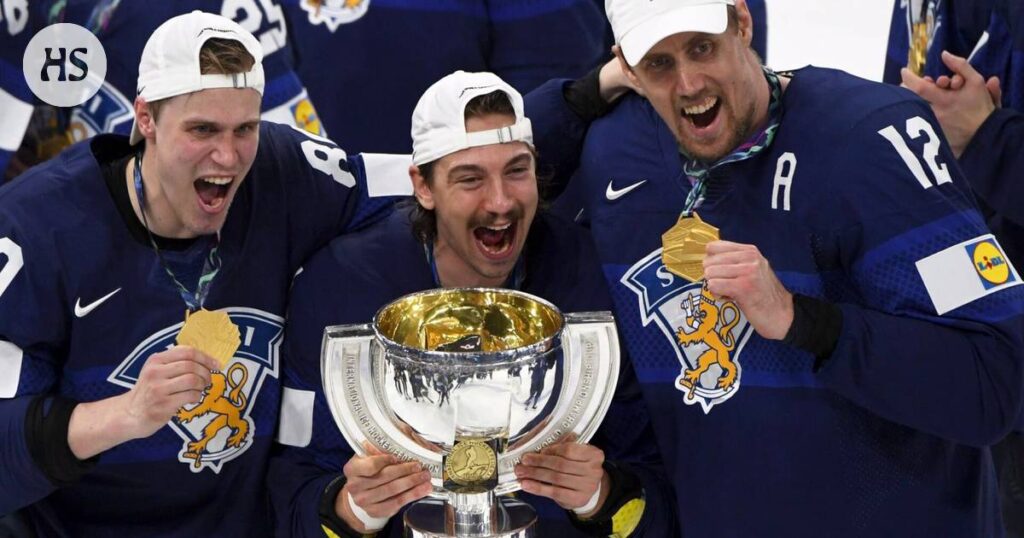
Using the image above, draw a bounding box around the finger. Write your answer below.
[949,73,965,90]
[188,349,222,372]
[164,372,211,395]
[986,76,1003,105]
[519,479,587,508]
[354,461,425,492]
[935,75,952,89]
[520,453,594,477]
[169,390,204,410]
[357,469,431,506]
[940,50,980,81]
[703,250,757,270]
[704,278,739,301]
[705,240,755,256]
[362,441,387,457]
[345,454,399,478]
[538,442,603,463]
[361,479,434,518]
[900,67,930,93]
[158,359,214,384]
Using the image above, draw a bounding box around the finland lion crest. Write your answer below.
[109,308,282,473]
[622,249,753,412]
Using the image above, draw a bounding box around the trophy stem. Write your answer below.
[404,496,536,538]
[445,491,497,536]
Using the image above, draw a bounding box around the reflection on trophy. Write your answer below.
[322,288,620,537]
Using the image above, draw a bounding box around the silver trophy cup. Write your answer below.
[321,288,620,537]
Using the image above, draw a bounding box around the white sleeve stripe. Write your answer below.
[916,234,1021,315]
[0,87,33,151]
[0,340,24,398]
[276,386,315,447]
[361,153,414,198]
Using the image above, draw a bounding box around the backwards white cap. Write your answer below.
[606,0,735,66]
[130,10,265,144]
[410,71,533,166]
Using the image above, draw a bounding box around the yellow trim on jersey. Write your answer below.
[611,497,646,538]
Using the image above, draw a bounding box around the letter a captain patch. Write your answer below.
[916,235,1021,315]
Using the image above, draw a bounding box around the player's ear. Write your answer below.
[134,98,157,141]
[410,164,435,210]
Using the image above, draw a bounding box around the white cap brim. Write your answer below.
[620,3,729,66]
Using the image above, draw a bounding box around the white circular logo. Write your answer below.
[23,23,107,107]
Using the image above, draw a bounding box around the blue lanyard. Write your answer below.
[423,242,526,290]
[133,151,222,311]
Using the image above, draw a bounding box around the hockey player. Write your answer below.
[0,11,403,536]
[524,0,1024,535]
[268,71,676,537]
[1,0,324,180]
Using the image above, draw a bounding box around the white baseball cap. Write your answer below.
[411,71,533,166]
[130,10,265,144]
[606,0,735,66]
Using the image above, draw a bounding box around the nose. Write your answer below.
[209,132,240,169]
[482,177,515,215]
[674,66,705,98]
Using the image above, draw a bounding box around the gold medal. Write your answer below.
[661,213,719,282]
[444,438,497,486]
[176,309,241,368]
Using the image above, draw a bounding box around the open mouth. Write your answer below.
[194,176,233,212]
[473,222,517,260]
[682,96,721,129]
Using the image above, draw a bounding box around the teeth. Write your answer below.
[485,224,511,231]
[683,97,717,115]
[201,176,232,185]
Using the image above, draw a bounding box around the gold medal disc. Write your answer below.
[661,213,720,282]
[444,438,497,486]
[176,309,241,368]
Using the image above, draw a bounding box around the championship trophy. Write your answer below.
[321,288,620,537]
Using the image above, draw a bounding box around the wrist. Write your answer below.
[574,471,611,518]
[68,393,141,459]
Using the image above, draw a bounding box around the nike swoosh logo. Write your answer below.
[606,179,647,201]
[74,288,121,318]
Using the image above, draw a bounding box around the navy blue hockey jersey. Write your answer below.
[0,121,406,536]
[280,0,609,154]
[531,67,1024,536]
[883,0,994,84]
[268,209,678,537]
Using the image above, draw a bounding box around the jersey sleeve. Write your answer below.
[0,211,69,513]
[268,249,395,537]
[814,97,1024,447]
[261,122,411,270]
[0,2,37,178]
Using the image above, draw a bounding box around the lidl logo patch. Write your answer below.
[966,239,1014,289]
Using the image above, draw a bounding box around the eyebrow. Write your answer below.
[182,119,260,129]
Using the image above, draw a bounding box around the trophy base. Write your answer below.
[403,497,536,538]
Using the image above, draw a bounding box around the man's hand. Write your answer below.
[68,346,219,460]
[336,444,432,533]
[600,56,642,102]
[901,50,1002,158]
[703,240,793,340]
[515,440,609,517]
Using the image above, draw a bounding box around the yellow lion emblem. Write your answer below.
[175,363,250,469]
[675,285,741,400]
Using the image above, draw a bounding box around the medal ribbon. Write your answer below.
[133,151,222,312]
[680,67,784,216]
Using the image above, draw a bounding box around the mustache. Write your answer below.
[470,210,523,229]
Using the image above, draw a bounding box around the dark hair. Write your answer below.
[148,38,255,121]
[409,90,520,244]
